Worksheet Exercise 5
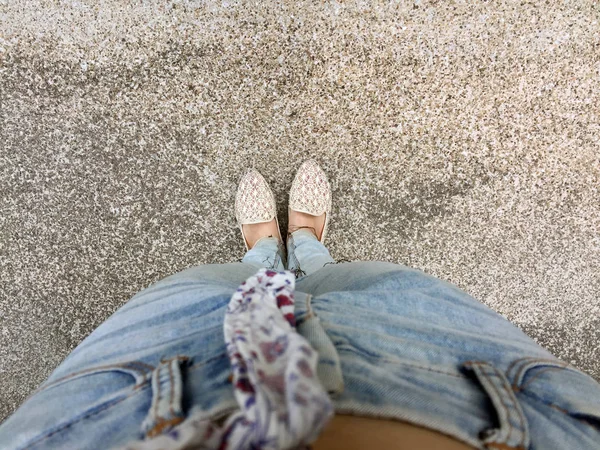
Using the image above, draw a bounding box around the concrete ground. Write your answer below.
[1,0,599,422]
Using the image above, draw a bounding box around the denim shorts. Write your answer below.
[1,232,599,449]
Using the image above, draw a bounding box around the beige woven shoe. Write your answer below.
[235,169,282,251]
[288,160,332,243]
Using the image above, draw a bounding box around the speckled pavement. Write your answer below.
[1,1,599,422]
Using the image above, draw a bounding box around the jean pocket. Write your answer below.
[509,358,600,428]
[6,361,155,450]
[36,360,154,395]
[28,360,154,430]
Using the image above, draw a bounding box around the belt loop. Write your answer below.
[142,356,190,439]
[463,361,530,450]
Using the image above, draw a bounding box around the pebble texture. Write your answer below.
[1,0,599,422]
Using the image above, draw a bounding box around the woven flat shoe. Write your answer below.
[235,169,282,250]
[288,160,332,243]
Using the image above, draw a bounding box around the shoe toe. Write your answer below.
[289,160,331,216]
[235,169,277,224]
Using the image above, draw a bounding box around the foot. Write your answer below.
[288,210,326,241]
[288,160,332,243]
[235,169,281,251]
[243,218,281,249]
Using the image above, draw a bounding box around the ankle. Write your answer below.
[288,210,326,241]
[243,219,281,249]
[288,225,318,239]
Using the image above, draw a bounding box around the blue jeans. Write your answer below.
[242,229,335,276]
[1,231,599,449]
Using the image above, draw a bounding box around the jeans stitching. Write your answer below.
[506,357,534,380]
[169,360,176,417]
[153,363,161,422]
[341,346,467,378]
[516,365,568,391]
[512,359,569,390]
[498,369,527,449]
[493,364,528,449]
[475,363,516,445]
[35,361,154,394]
[519,390,600,431]
[305,293,314,318]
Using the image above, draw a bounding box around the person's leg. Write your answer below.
[287,229,335,277]
[241,235,286,271]
[296,261,600,449]
[0,262,252,450]
[0,169,285,449]
[286,160,334,278]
